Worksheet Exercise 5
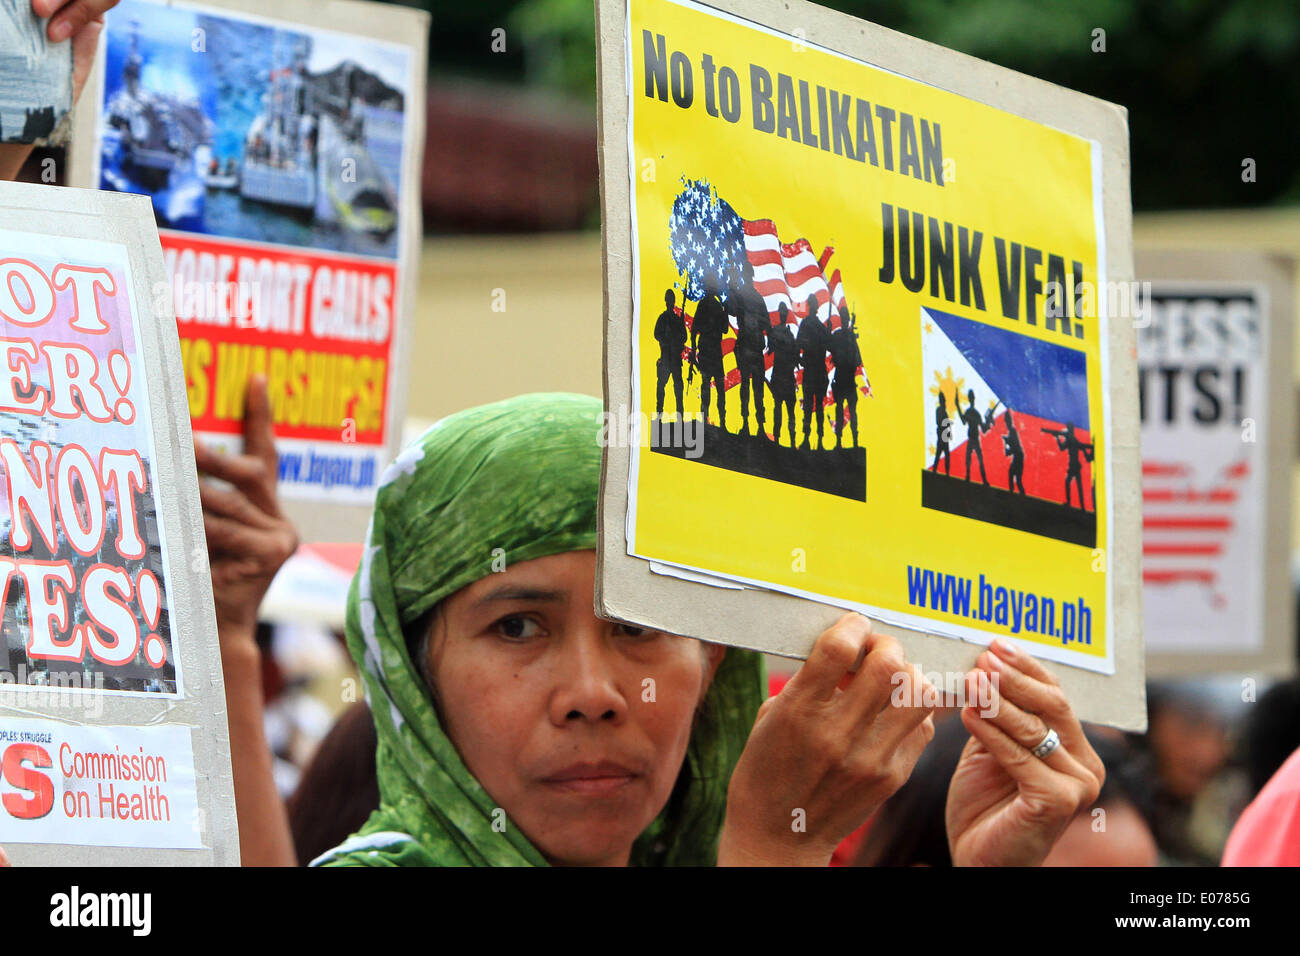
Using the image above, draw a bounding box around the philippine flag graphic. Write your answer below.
[919,306,1098,547]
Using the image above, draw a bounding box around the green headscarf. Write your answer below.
[312,393,765,866]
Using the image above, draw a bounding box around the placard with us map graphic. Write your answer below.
[1136,250,1295,678]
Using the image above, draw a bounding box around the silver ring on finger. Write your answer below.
[1031,728,1061,760]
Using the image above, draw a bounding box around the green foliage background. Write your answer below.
[397,0,1300,211]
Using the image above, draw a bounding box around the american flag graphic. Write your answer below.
[1142,458,1249,593]
[668,179,869,404]
[742,220,846,326]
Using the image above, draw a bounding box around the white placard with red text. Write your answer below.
[0,229,181,697]
[1135,250,1296,677]
[1138,284,1266,654]
[0,180,238,865]
[0,720,200,849]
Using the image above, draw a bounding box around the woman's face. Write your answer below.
[424,550,724,866]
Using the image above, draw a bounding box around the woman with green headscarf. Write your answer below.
[206,390,1103,867]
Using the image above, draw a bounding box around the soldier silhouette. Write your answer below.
[931,392,952,474]
[1052,423,1094,509]
[1002,408,1025,494]
[1089,438,1097,512]
[828,304,862,449]
[796,295,831,450]
[691,276,728,430]
[731,281,769,439]
[766,303,799,446]
[954,388,991,484]
[653,289,688,418]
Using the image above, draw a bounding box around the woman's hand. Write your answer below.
[196,375,299,642]
[946,639,1104,867]
[718,613,936,866]
[67,5,110,104]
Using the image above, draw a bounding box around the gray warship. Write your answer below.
[239,41,317,211]
[240,47,397,235]
[100,20,213,226]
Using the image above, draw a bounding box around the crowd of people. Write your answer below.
[1,0,1297,868]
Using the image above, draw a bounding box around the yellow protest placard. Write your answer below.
[618,0,1119,674]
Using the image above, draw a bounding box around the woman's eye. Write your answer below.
[616,623,653,639]
[493,615,541,641]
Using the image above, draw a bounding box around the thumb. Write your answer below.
[71,20,105,104]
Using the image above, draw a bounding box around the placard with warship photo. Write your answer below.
[94,1,408,258]
[78,0,426,519]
